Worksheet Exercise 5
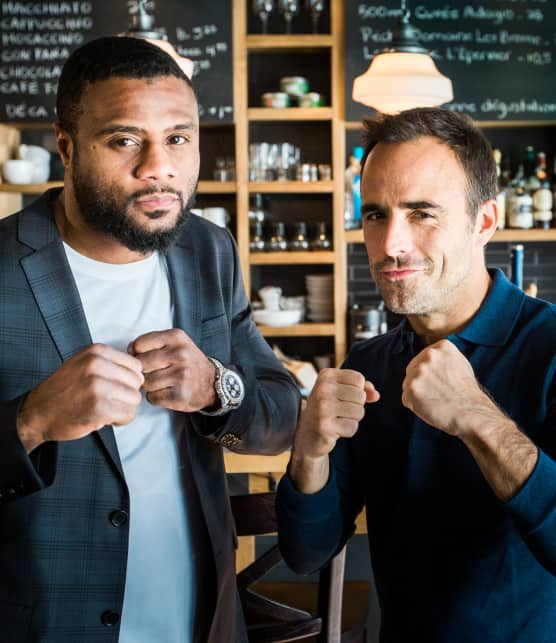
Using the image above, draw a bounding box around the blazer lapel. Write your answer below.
[18,196,125,480]
[165,236,201,347]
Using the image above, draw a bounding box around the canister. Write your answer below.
[261,92,290,108]
[280,76,309,97]
[298,92,324,107]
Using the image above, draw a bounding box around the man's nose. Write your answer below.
[134,143,176,182]
[382,215,414,258]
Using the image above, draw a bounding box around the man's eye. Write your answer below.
[113,137,136,147]
[364,211,383,221]
[168,135,187,145]
[413,210,434,220]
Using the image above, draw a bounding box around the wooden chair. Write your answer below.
[230,490,349,643]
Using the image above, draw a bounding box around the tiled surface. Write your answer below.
[347,241,556,307]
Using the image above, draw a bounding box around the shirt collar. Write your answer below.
[390,268,525,353]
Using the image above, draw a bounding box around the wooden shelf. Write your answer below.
[257,323,336,337]
[0,181,62,194]
[344,228,556,243]
[248,180,333,193]
[246,34,333,52]
[248,107,333,121]
[344,229,364,243]
[197,180,236,193]
[491,228,556,242]
[250,251,335,264]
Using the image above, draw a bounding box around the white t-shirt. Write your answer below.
[64,242,195,643]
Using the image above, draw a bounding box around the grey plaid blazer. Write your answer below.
[0,190,299,643]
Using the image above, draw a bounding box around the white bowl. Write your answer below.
[2,159,34,184]
[253,308,303,326]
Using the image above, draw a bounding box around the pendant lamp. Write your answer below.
[122,0,194,79]
[352,0,453,114]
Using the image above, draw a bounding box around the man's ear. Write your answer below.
[475,198,498,248]
[54,124,74,169]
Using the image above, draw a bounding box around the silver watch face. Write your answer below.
[223,371,243,402]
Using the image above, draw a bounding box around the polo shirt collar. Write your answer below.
[390,268,525,353]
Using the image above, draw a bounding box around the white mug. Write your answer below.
[202,207,229,228]
[2,159,34,184]
[259,286,282,311]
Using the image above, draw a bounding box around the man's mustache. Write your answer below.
[373,257,432,272]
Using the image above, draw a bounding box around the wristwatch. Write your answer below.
[201,357,245,416]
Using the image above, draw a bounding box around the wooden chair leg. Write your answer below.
[316,546,346,643]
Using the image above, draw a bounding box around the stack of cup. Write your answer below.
[305,274,334,322]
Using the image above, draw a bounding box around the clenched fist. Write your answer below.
[290,368,380,494]
[129,328,217,413]
[17,344,144,453]
[402,339,492,437]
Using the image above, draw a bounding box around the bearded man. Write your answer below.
[0,36,299,643]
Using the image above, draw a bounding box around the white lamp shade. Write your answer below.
[352,51,453,114]
[146,38,194,79]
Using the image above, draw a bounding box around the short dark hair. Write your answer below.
[56,36,195,137]
[361,108,497,218]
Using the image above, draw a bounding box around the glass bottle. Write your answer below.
[310,222,332,250]
[524,146,540,192]
[289,222,310,251]
[248,193,268,224]
[493,148,506,230]
[507,164,533,229]
[532,152,553,229]
[344,146,364,230]
[267,222,288,251]
[249,221,266,252]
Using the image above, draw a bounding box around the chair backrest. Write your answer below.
[230,491,346,643]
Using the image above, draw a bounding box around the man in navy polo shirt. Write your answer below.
[277,107,556,643]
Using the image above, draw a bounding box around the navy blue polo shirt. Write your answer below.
[277,269,556,643]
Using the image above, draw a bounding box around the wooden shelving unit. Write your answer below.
[247,107,333,121]
[245,34,333,51]
[247,180,333,193]
[235,0,346,363]
[250,251,335,265]
[258,323,335,337]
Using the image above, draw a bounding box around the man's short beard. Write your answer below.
[71,157,197,254]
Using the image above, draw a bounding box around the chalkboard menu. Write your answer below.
[0,0,233,123]
[345,0,556,122]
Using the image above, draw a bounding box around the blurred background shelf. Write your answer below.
[250,251,335,264]
[344,228,556,244]
[258,323,335,337]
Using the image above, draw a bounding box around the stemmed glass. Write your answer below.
[252,0,274,35]
[278,0,299,34]
[306,0,324,34]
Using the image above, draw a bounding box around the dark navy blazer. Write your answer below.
[0,190,300,643]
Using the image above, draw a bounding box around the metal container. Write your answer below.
[280,76,309,97]
[261,92,290,108]
[298,92,324,107]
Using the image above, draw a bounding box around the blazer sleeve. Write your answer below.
[0,395,57,504]
[189,229,301,455]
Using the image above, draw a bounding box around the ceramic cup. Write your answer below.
[202,207,229,228]
[2,159,34,184]
[258,286,282,311]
